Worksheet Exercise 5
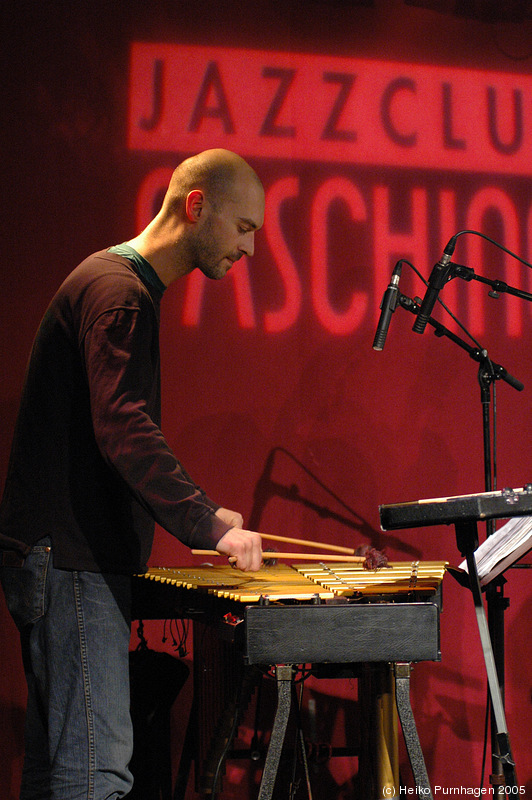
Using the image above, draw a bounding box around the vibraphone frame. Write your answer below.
[132,562,446,799]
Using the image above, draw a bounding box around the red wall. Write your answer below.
[1,0,531,795]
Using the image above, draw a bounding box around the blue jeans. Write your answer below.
[0,538,134,800]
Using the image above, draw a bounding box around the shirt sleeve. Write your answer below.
[81,298,231,550]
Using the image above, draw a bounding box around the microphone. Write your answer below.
[412,236,457,334]
[372,261,402,351]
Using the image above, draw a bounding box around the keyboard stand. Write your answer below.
[455,520,517,787]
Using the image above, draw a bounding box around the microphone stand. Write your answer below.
[397,293,524,393]
[442,263,532,793]
[397,289,524,791]
[451,262,532,305]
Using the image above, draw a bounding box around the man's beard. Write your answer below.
[189,219,240,280]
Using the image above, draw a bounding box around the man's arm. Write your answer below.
[84,300,265,564]
[83,305,231,549]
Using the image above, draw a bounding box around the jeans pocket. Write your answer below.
[0,538,51,630]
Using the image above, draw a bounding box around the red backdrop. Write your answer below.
[1,0,532,796]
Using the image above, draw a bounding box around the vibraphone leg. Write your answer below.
[258,665,295,800]
[393,662,433,800]
[289,681,312,800]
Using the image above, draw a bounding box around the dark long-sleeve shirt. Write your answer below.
[0,249,230,572]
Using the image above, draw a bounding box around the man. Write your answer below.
[0,149,265,799]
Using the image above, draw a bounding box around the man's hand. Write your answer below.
[215,526,263,572]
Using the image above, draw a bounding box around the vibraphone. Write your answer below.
[132,560,448,799]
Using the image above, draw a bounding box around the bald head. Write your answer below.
[128,150,264,286]
[162,149,263,215]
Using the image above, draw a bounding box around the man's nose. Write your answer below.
[240,231,255,257]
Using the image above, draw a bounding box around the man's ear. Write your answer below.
[185,189,204,222]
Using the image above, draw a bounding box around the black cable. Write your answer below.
[451,229,532,269]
